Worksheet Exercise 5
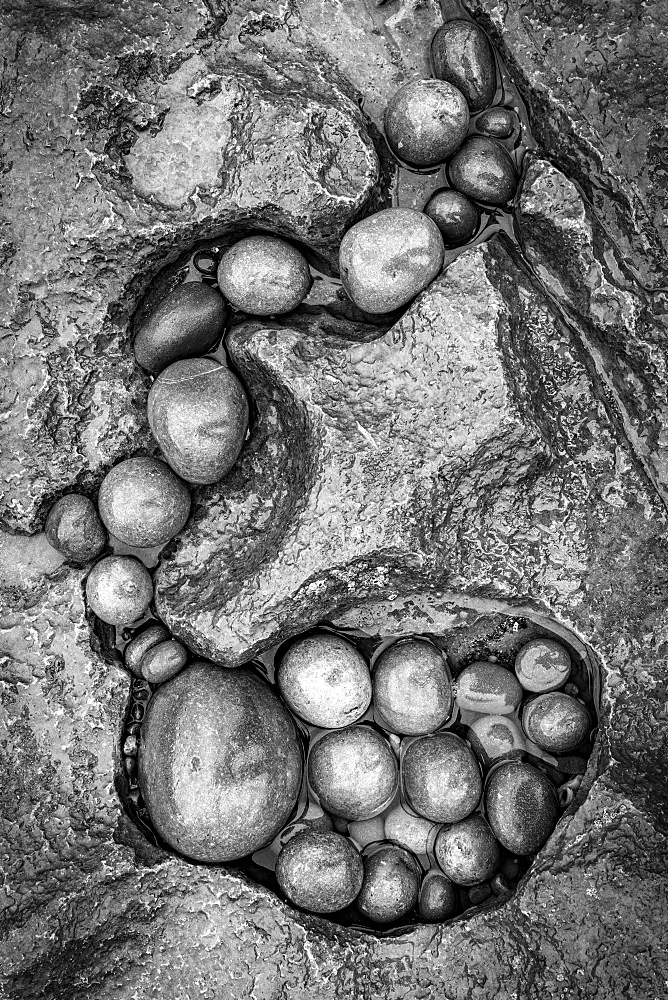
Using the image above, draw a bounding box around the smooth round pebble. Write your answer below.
[468,714,526,763]
[522,693,590,752]
[148,358,249,485]
[275,831,363,913]
[476,106,518,139]
[485,761,560,855]
[140,639,188,684]
[455,661,523,715]
[277,632,371,729]
[133,282,226,373]
[423,188,479,246]
[418,871,457,921]
[86,555,153,625]
[384,805,437,855]
[124,622,171,677]
[434,813,501,886]
[308,726,398,821]
[515,638,572,692]
[138,664,302,861]
[384,79,469,167]
[45,494,106,563]
[449,136,518,204]
[217,235,312,316]
[356,846,421,924]
[373,638,452,735]
[339,208,444,314]
[402,733,482,823]
[431,19,496,113]
[98,457,191,548]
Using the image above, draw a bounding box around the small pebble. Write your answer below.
[98,456,191,548]
[455,661,523,715]
[401,733,482,823]
[418,871,457,921]
[123,734,138,756]
[423,189,479,246]
[124,622,171,677]
[384,805,437,855]
[372,638,452,735]
[308,726,398,821]
[339,208,444,314]
[133,282,226,373]
[356,846,421,924]
[131,702,145,722]
[140,639,188,684]
[217,235,312,315]
[476,106,518,139]
[86,555,153,625]
[490,872,510,895]
[384,79,469,167]
[45,494,106,564]
[515,638,572,693]
[275,831,363,913]
[468,715,526,763]
[501,856,521,880]
[348,816,387,850]
[431,19,497,113]
[449,136,518,204]
[485,761,560,855]
[148,358,249,485]
[522,693,591,753]
[467,883,492,906]
[277,632,371,729]
[125,757,137,781]
[434,813,501,885]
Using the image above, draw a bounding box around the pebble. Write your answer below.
[356,846,421,924]
[455,661,523,715]
[138,663,303,861]
[347,816,387,850]
[45,494,106,564]
[515,638,572,692]
[217,235,312,316]
[124,622,170,677]
[372,638,452,735]
[431,19,497,113]
[277,632,371,729]
[485,761,560,855]
[147,358,249,485]
[434,813,501,885]
[418,871,457,921]
[275,831,363,913]
[423,188,479,246]
[449,136,518,204]
[490,872,510,895]
[467,883,492,906]
[98,456,191,548]
[307,726,398,821]
[85,555,153,625]
[140,639,188,684]
[522,693,591,752]
[468,714,526,763]
[339,208,444,314]
[133,282,226,373]
[384,79,469,167]
[401,733,482,823]
[384,805,437,855]
[476,106,518,139]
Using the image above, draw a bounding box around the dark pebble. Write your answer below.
[372,638,453,735]
[98,456,191,548]
[522,693,591,752]
[308,726,398,821]
[384,79,469,167]
[45,494,106,564]
[275,831,363,913]
[357,846,421,924]
[131,702,145,722]
[217,235,312,316]
[124,622,171,677]
[434,814,501,886]
[423,189,479,246]
[431,19,497,113]
[485,762,560,855]
[449,136,518,205]
[476,106,518,139]
[467,883,492,906]
[501,856,521,880]
[85,555,153,625]
[401,733,482,823]
[134,282,226,373]
[418,871,457,921]
[490,872,510,895]
[140,639,188,684]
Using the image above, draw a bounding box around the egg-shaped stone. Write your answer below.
[138,664,303,862]
[476,106,518,139]
[384,79,469,167]
[356,846,421,924]
[147,358,249,485]
[339,208,444,314]
[423,188,479,246]
[98,456,191,548]
[133,282,226,373]
[140,639,188,684]
[485,761,560,855]
[275,830,363,913]
[449,136,518,204]
[308,726,398,821]
[522,693,591,753]
[468,714,526,764]
[455,661,522,715]
[401,733,482,823]
[515,638,572,692]
[277,632,371,729]
[434,813,501,886]
[384,804,437,855]
[418,871,457,921]
[431,19,497,113]
[86,555,153,625]
[124,621,171,677]
[217,235,312,316]
[45,494,106,564]
[373,638,452,735]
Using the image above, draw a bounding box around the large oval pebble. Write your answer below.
[522,693,590,753]
[485,761,559,855]
[339,208,444,314]
[455,661,522,715]
[431,19,496,113]
[373,638,452,735]
[217,235,312,316]
[98,456,190,548]
[134,282,226,373]
[402,733,482,823]
[434,813,501,886]
[276,831,363,913]
[449,136,517,204]
[308,726,398,822]
[384,79,469,167]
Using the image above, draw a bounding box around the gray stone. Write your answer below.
[431,18,497,113]
[449,135,517,204]
[133,282,226,374]
[275,830,363,913]
[98,456,191,548]
[384,79,469,167]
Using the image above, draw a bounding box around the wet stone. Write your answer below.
[124,622,171,677]
[86,555,153,626]
[372,638,453,735]
[468,715,526,763]
[44,494,107,564]
[449,136,518,205]
[485,762,560,856]
[384,805,437,855]
[277,632,371,729]
[401,733,482,823]
[431,19,497,114]
[384,79,469,168]
[423,188,479,246]
[307,726,398,821]
[515,638,572,692]
[98,457,191,548]
[217,236,312,316]
[275,831,363,914]
[476,107,518,140]
[356,846,421,925]
[454,662,523,715]
[140,639,188,684]
[418,871,457,921]
[434,814,502,886]
[133,283,226,374]
[522,692,591,753]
